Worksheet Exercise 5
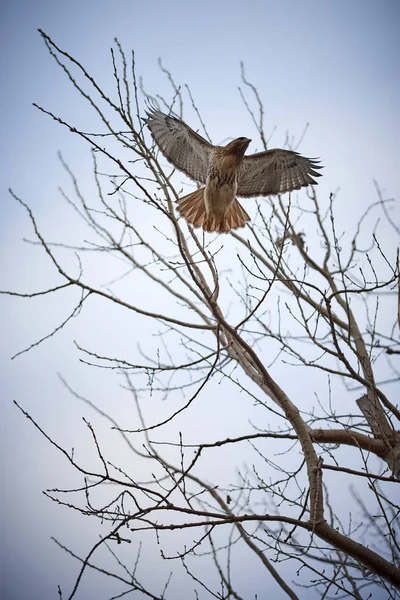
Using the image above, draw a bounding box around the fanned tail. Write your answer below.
[219,199,250,232]
[203,199,250,233]
[177,189,207,229]
[177,190,250,233]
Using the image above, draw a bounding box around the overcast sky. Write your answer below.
[1,1,399,599]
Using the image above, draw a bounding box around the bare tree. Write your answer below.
[3,31,400,600]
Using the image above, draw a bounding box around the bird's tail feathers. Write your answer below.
[177,189,250,233]
[213,199,250,233]
[177,189,207,229]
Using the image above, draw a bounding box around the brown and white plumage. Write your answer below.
[146,107,322,233]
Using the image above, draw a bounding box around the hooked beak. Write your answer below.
[242,138,251,150]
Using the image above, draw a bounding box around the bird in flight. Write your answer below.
[146,107,322,233]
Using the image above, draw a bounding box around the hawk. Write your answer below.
[146,108,322,233]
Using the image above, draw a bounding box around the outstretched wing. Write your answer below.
[237,149,323,198]
[145,108,215,184]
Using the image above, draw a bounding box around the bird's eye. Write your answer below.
[238,137,246,141]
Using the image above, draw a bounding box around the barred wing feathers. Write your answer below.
[145,108,214,184]
[237,149,322,198]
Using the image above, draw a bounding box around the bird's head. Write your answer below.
[224,137,251,156]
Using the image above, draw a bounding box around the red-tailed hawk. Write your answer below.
[146,108,322,233]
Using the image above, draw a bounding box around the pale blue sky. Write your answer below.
[1,1,399,599]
